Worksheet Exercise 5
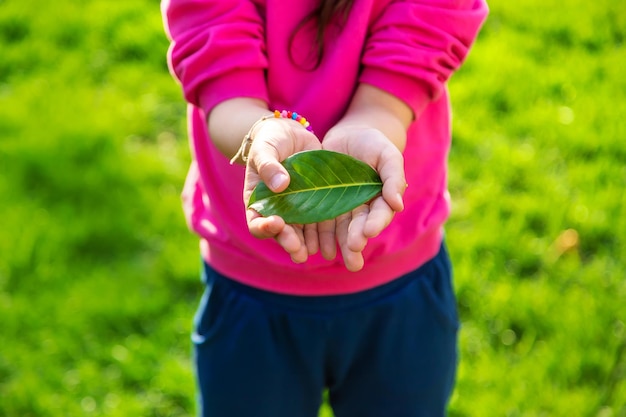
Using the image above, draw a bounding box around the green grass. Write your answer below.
[1,0,624,416]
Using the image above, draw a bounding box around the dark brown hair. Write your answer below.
[289,0,355,70]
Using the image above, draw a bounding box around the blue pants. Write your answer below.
[193,243,459,417]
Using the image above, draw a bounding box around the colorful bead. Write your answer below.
[274,109,314,132]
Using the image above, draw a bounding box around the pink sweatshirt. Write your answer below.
[162,0,488,295]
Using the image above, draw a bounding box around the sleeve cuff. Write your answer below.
[197,69,269,115]
[359,67,438,120]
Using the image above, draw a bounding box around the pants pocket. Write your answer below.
[418,244,460,332]
[192,263,238,345]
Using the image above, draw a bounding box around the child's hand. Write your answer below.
[242,119,406,272]
[321,126,407,271]
[243,117,322,263]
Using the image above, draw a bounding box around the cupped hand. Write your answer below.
[243,118,322,263]
[243,121,406,272]
[321,126,407,271]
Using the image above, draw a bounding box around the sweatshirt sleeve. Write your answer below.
[359,0,489,117]
[161,0,269,113]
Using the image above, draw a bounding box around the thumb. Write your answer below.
[377,148,406,212]
[249,141,291,192]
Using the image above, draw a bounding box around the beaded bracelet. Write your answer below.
[273,110,313,132]
[229,110,313,165]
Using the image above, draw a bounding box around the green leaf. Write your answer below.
[248,150,382,224]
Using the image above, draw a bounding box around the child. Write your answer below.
[162,0,488,416]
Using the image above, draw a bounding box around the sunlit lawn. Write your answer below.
[0,0,624,416]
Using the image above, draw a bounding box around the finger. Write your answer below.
[342,246,365,272]
[363,196,396,238]
[381,179,406,213]
[336,213,365,272]
[248,214,285,239]
[377,148,406,212]
[249,142,291,192]
[303,223,319,255]
[347,205,370,252]
[275,226,308,263]
[317,219,337,261]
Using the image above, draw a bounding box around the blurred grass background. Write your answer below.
[0,0,624,416]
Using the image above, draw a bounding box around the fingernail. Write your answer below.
[270,173,287,190]
[397,193,405,211]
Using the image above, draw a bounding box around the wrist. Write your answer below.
[230,110,314,165]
